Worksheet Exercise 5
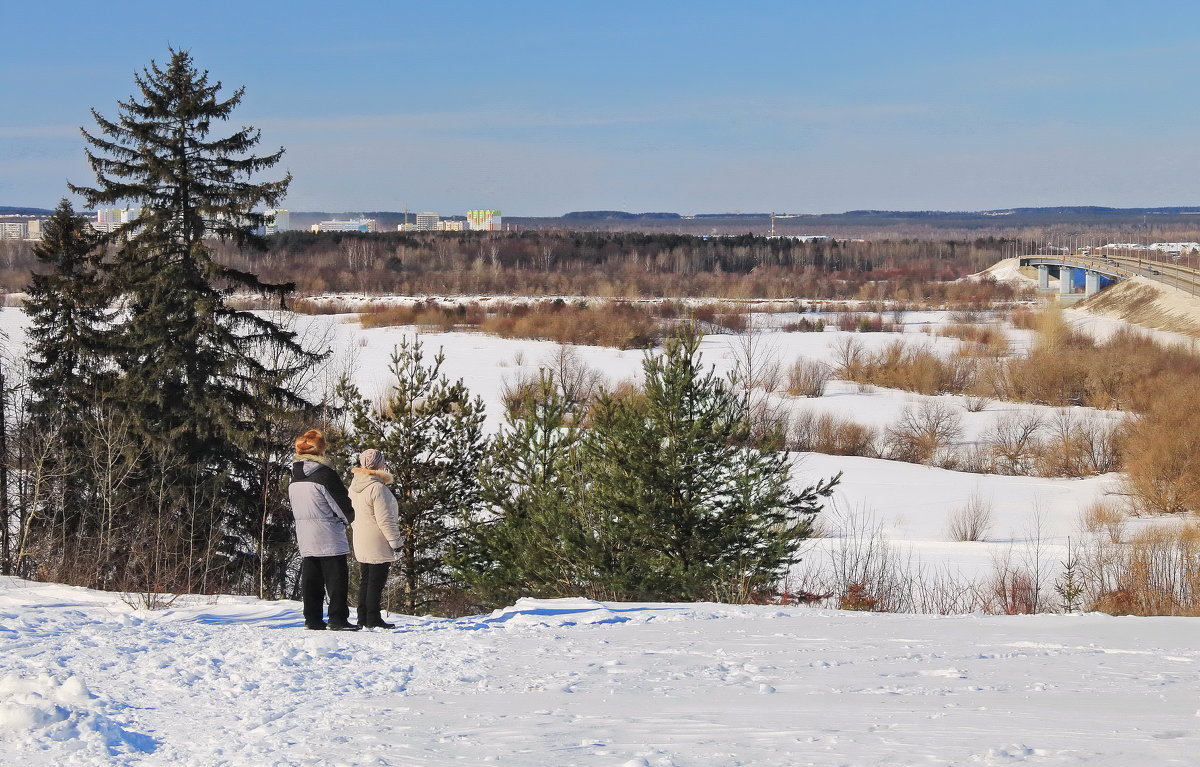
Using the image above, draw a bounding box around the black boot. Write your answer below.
[361,610,395,629]
[327,622,362,631]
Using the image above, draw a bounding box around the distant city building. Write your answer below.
[466,209,501,231]
[265,208,290,234]
[397,223,415,232]
[766,234,829,243]
[436,219,465,231]
[415,212,439,231]
[314,218,377,233]
[0,222,27,240]
[94,207,142,233]
[26,219,43,240]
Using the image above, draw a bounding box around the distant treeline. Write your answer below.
[211,230,1025,301]
[0,230,1035,302]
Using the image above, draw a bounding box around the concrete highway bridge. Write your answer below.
[1019,253,1200,297]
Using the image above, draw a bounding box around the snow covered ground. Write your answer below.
[2,301,1198,764]
[3,577,1199,766]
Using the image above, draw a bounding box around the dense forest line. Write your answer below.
[2,230,1032,301]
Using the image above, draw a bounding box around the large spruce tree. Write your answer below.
[67,49,319,592]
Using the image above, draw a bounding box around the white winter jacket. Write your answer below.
[349,468,402,564]
[288,456,353,558]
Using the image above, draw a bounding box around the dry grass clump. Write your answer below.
[947,494,993,542]
[359,300,486,330]
[1009,306,1037,330]
[689,302,749,333]
[849,305,1200,419]
[1031,410,1122,477]
[834,312,900,333]
[787,358,832,397]
[1083,524,1200,616]
[1120,385,1200,515]
[833,338,976,395]
[940,321,1007,347]
[359,299,665,349]
[948,324,1011,358]
[479,301,663,349]
[1080,500,1126,543]
[790,411,879,456]
[781,317,826,332]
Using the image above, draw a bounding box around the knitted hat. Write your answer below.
[294,429,327,456]
[359,448,385,470]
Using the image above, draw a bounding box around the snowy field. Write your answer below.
[3,577,1199,766]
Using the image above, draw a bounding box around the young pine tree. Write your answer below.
[336,338,486,614]
[453,371,592,606]
[68,49,321,592]
[581,326,839,602]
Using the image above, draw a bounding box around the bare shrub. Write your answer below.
[883,401,964,465]
[788,357,832,397]
[961,393,992,412]
[1080,499,1126,544]
[823,506,918,613]
[954,444,995,474]
[1081,524,1200,616]
[831,336,865,380]
[986,561,1041,614]
[544,344,604,410]
[730,322,784,393]
[947,494,993,542]
[985,410,1044,475]
[499,370,540,417]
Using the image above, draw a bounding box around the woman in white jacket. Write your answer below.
[349,449,402,629]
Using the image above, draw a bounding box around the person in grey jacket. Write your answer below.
[288,429,361,631]
[349,449,402,629]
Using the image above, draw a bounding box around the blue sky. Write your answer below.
[3,1,1200,215]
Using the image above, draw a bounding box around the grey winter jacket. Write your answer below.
[350,468,402,564]
[288,457,354,558]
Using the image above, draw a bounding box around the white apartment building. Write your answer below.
[314,218,378,233]
[0,222,27,240]
[466,209,501,231]
[93,207,142,233]
[265,209,290,234]
[415,212,439,231]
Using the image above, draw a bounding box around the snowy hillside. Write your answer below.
[0,305,1168,592]
[2,577,1198,766]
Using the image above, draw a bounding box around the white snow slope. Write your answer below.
[2,577,1198,767]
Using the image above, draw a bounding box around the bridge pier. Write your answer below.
[1038,264,1050,290]
[1059,266,1074,295]
[1085,270,1101,297]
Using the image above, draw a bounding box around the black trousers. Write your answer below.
[357,562,391,624]
[300,555,350,627]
